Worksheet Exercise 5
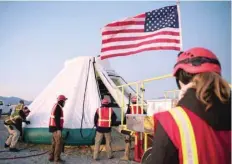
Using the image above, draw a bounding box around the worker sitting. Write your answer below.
[4,107,30,152]
[93,98,118,161]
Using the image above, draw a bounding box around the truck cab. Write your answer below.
[0,100,12,116]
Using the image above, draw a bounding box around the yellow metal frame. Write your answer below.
[117,74,173,152]
[117,74,173,125]
[164,89,180,99]
[116,73,232,152]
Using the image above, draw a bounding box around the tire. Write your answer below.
[141,147,152,164]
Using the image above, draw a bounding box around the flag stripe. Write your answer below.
[102,31,179,44]
[100,5,181,59]
[102,38,180,52]
[102,35,180,48]
[102,28,180,40]
[134,13,146,18]
[106,14,145,27]
[101,46,181,60]
[102,25,144,32]
[102,29,145,35]
[106,21,145,27]
[101,42,180,56]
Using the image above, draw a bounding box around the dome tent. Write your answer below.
[23,56,131,145]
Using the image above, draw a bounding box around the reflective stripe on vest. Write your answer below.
[97,107,112,127]
[5,115,22,125]
[169,107,199,164]
[11,104,24,117]
[130,105,142,114]
[49,103,64,128]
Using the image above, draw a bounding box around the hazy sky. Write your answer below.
[0,1,231,101]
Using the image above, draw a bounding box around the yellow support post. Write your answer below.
[144,133,148,151]
[121,87,124,125]
[141,82,145,114]
[136,83,139,113]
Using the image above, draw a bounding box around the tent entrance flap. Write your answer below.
[97,77,119,108]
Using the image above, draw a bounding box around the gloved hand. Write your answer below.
[25,121,30,125]
[9,125,13,130]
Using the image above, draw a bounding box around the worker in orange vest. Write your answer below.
[48,95,67,163]
[147,47,231,164]
[93,98,117,161]
[121,96,146,161]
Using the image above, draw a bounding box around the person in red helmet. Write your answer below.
[146,47,231,164]
[121,95,146,161]
[129,96,142,114]
[93,98,118,161]
[48,95,67,163]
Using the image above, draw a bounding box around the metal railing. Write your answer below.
[117,74,173,125]
[116,73,231,152]
[116,73,232,125]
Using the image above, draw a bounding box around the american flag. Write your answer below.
[100,5,181,60]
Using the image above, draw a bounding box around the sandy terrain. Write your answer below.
[0,117,138,164]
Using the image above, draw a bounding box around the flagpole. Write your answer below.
[177,0,183,51]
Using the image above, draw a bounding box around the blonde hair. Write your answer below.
[192,72,231,110]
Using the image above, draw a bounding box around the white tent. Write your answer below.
[23,56,131,145]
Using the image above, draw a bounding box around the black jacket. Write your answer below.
[49,103,63,133]
[148,88,231,164]
[16,110,28,136]
[94,106,118,133]
[4,110,28,136]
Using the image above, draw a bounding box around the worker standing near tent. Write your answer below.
[121,96,146,161]
[18,106,31,141]
[148,47,231,164]
[11,100,24,118]
[93,98,117,161]
[48,95,67,163]
[4,107,30,152]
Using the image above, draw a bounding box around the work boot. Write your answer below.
[48,156,54,162]
[108,155,114,159]
[9,148,20,152]
[120,142,130,161]
[54,159,65,164]
[120,155,129,161]
[4,143,9,148]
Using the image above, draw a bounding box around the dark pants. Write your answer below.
[49,131,63,161]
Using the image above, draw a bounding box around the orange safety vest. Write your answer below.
[154,106,231,164]
[49,103,64,128]
[130,105,142,114]
[97,107,112,128]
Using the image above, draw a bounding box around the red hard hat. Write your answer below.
[173,47,221,76]
[57,95,68,101]
[101,98,109,105]
[131,96,137,103]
